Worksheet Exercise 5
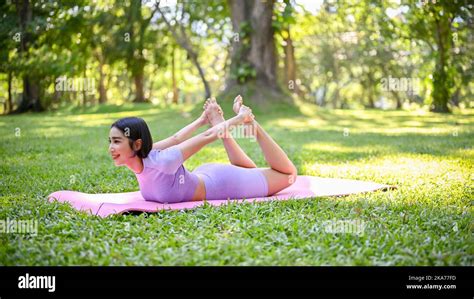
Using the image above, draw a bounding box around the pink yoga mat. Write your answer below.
[47,176,396,218]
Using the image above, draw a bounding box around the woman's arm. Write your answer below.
[152,111,208,150]
[177,109,251,161]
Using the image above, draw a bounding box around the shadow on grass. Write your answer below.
[273,129,472,164]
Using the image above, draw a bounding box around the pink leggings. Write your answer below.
[192,163,269,201]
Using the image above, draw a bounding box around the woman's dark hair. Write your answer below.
[111,117,153,158]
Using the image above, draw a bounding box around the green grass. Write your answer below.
[0,101,472,265]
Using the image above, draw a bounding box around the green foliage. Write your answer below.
[273,0,297,33]
[0,0,472,113]
[291,0,472,111]
[401,0,469,112]
[238,20,252,41]
[229,20,257,84]
[231,62,257,84]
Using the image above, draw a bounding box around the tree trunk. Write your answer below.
[82,66,87,106]
[367,91,375,108]
[96,50,107,104]
[7,71,12,113]
[392,91,402,109]
[127,0,147,103]
[172,45,179,104]
[226,0,249,88]
[53,88,60,108]
[14,0,43,113]
[320,84,327,107]
[450,87,460,107]
[249,0,278,89]
[189,51,211,99]
[284,25,298,93]
[15,76,42,113]
[98,71,107,104]
[332,85,339,109]
[227,0,279,91]
[133,72,145,103]
[366,72,376,108]
[431,17,451,113]
[148,73,154,103]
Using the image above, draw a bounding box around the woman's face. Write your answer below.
[108,126,138,166]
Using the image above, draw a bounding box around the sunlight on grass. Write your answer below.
[303,142,388,154]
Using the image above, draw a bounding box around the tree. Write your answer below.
[227,0,280,92]
[122,0,160,103]
[13,0,43,112]
[0,1,18,113]
[274,0,299,94]
[88,2,117,104]
[156,0,225,100]
[404,0,469,113]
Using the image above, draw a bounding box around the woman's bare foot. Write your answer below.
[204,97,225,126]
[233,95,254,121]
[233,95,256,138]
[237,105,255,123]
[233,95,243,115]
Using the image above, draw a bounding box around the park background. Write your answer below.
[0,0,472,265]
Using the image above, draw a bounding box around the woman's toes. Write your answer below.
[233,95,242,104]
[233,95,243,114]
[235,95,242,104]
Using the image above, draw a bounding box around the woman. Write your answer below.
[108,95,297,203]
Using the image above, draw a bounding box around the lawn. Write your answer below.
[0,101,472,265]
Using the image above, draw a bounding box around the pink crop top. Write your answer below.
[134,146,200,203]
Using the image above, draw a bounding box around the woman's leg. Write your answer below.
[233,95,297,195]
[253,120,298,195]
[204,98,257,168]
